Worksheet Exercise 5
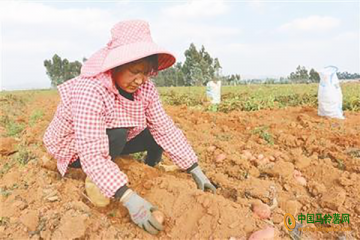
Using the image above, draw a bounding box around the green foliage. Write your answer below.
[0,159,15,178]
[29,109,44,126]
[132,152,146,161]
[0,115,25,137]
[154,63,185,87]
[44,54,82,87]
[225,74,241,85]
[309,68,320,83]
[0,188,12,197]
[207,104,219,112]
[252,126,274,145]
[6,121,24,137]
[161,89,205,106]
[337,71,360,79]
[108,211,117,218]
[0,94,27,137]
[287,66,360,83]
[342,96,360,111]
[14,145,34,165]
[153,44,234,87]
[336,158,345,170]
[157,83,360,113]
[347,149,360,158]
[0,217,10,226]
[0,184,19,198]
[182,43,221,86]
[288,65,310,83]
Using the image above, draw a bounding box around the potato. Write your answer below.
[295,176,307,186]
[152,210,165,225]
[293,170,302,178]
[254,157,269,166]
[207,146,216,152]
[293,170,307,186]
[252,202,271,219]
[249,227,274,240]
[242,150,253,158]
[215,153,227,163]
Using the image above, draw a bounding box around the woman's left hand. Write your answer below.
[189,166,216,193]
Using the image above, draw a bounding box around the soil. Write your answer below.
[0,93,359,239]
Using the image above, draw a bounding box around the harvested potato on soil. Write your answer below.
[249,226,274,240]
[207,146,217,152]
[215,153,227,163]
[293,170,307,186]
[252,201,271,219]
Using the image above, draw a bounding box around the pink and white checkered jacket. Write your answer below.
[43,71,197,198]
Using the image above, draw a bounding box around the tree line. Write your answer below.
[44,45,360,87]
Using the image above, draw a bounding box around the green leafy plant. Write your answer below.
[252,126,274,145]
[29,109,44,126]
[14,146,34,165]
[132,152,146,162]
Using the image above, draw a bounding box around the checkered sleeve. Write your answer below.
[72,82,128,198]
[145,82,198,170]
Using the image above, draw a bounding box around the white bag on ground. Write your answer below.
[206,80,221,104]
[317,66,344,119]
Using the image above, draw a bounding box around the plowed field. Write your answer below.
[1,87,359,239]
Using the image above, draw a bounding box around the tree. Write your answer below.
[190,62,204,86]
[225,74,241,85]
[182,43,201,86]
[154,43,223,86]
[337,71,360,79]
[288,65,309,83]
[182,43,221,86]
[174,62,185,86]
[213,58,222,77]
[44,54,82,87]
[309,68,320,83]
[153,62,185,87]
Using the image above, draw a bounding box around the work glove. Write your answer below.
[121,190,164,235]
[189,166,216,193]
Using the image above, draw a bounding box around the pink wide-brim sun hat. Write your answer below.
[81,20,176,77]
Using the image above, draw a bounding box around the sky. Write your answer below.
[0,0,359,90]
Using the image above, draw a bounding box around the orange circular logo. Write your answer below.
[284,213,296,231]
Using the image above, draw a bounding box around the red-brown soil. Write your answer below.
[1,93,359,239]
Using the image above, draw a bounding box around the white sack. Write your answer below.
[318,66,344,119]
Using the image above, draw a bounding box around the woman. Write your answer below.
[43,20,215,235]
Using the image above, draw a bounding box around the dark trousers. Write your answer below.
[69,128,163,168]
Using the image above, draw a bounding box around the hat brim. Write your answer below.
[101,41,176,73]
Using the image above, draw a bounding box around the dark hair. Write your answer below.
[112,54,158,76]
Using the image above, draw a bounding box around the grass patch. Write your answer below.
[132,152,146,162]
[0,188,12,198]
[252,126,274,145]
[29,109,44,126]
[12,144,35,165]
[336,158,345,170]
[0,159,16,178]
[0,217,10,226]
[0,94,27,137]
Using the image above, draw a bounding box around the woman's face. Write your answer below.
[112,60,153,93]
